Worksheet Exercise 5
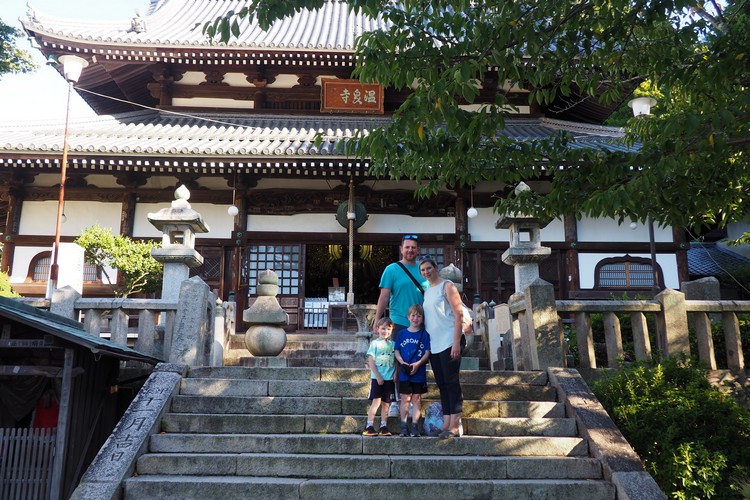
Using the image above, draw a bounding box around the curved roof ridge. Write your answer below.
[22,0,385,52]
[539,117,625,137]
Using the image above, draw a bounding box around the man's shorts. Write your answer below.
[368,379,396,402]
[398,380,428,395]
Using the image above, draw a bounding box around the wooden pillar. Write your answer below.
[0,184,23,274]
[454,195,467,287]
[120,191,137,237]
[50,348,74,500]
[563,214,579,298]
[672,227,690,284]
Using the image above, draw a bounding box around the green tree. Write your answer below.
[0,19,36,77]
[75,225,163,298]
[207,0,749,234]
[0,270,20,298]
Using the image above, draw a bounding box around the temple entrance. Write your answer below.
[305,244,393,305]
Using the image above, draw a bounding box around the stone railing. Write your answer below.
[20,277,233,366]
[76,298,179,360]
[490,281,748,373]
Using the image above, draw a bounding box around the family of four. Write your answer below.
[363,234,466,439]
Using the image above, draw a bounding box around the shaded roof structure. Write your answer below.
[20,0,629,122]
[0,297,159,364]
[0,111,631,176]
[687,242,750,278]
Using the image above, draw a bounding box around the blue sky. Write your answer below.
[0,1,149,122]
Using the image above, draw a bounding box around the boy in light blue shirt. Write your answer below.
[362,317,396,436]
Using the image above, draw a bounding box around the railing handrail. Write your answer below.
[496,288,749,373]
[74,298,179,311]
[556,300,662,313]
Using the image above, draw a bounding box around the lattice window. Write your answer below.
[28,252,100,283]
[242,244,302,295]
[420,246,445,268]
[595,256,659,289]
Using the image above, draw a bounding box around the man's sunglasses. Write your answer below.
[403,235,419,240]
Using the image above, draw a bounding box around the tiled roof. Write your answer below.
[0,297,159,363]
[687,242,750,277]
[22,0,385,52]
[0,112,631,158]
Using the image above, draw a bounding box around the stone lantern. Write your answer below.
[148,185,209,301]
[497,211,551,294]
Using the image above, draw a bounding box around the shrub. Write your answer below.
[0,270,20,297]
[592,357,750,498]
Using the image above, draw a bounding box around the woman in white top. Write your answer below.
[419,256,464,439]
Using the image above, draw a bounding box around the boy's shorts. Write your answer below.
[398,380,428,395]
[368,379,396,402]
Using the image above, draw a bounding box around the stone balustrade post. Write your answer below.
[50,286,81,320]
[169,276,211,366]
[523,278,565,370]
[492,303,511,370]
[654,288,690,358]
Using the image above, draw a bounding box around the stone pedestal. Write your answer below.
[348,304,376,355]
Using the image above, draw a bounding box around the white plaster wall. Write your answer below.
[357,214,454,234]
[11,246,49,283]
[172,97,254,109]
[578,252,680,290]
[247,213,345,233]
[9,245,118,286]
[577,216,673,242]
[723,221,750,258]
[245,213,454,235]
[18,201,121,236]
[468,209,565,243]
[467,208,506,242]
[133,203,234,239]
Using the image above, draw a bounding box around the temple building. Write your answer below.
[0,0,696,330]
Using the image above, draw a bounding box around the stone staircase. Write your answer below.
[225,333,489,370]
[123,366,616,499]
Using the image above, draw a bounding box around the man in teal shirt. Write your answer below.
[374,235,427,333]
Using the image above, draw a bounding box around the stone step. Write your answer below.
[282,357,363,368]
[136,453,603,480]
[179,378,556,401]
[148,433,590,457]
[186,366,548,386]
[282,340,359,350]
[161,413,577,437]
[124,476,615,500]
[170,395,565,418]
[281,348,359,359]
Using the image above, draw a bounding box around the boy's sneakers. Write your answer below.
[362,426,378,437]
[378,426,392,436]
[399,423,409,437]
[410,423,420,437]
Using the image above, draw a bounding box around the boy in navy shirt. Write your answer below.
[394,304,431,437]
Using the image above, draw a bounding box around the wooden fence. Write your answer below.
[0,427,56,500]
